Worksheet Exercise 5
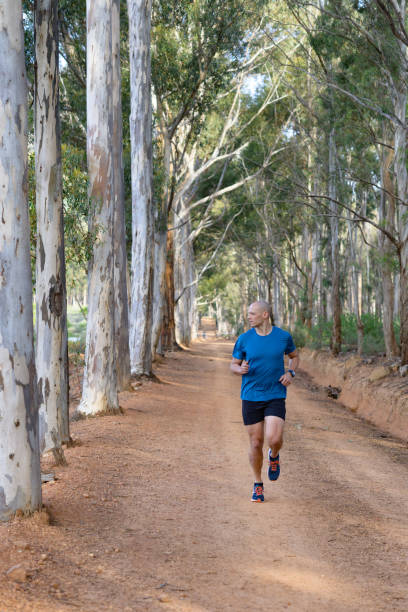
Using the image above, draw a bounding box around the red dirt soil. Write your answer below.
[1,334,408,611]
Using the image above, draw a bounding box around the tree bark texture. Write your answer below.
[273,253,281,325]
[79,0,119,415]
[174,201,196,346]
[161,231,177,351]
[151,228,167,355]
[150,113,171,356]
[394,29,408,364]
[347,220,364,356]
[379,140,399,357]
[311,225,320,326]
[328,128,342,356]
[112,0,131,389]
[127,0,154,375]
[0,1,42,520]
[34,0,69,457]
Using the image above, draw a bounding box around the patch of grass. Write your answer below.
[67,307,87,365]
[67,307,87,345]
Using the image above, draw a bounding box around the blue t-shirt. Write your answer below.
[232,327,296,401]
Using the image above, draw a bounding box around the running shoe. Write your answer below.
[251,482,264,502]
[268,450,280,481]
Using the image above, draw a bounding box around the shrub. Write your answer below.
[293,313,400,356]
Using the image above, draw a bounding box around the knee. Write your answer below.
[267,434,283,449]
[250,437,263,452]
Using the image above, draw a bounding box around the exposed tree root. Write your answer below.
[71,405,124,421]
[52,447,68,467]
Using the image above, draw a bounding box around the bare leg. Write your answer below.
[265,415,285,458]
[246,421,264,482]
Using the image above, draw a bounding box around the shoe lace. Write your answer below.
[254,485,263,496]
[269,459,279,471]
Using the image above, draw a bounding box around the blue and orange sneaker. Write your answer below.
[268,450,280,481]
[251,482,264,502]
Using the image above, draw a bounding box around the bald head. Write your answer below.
[248,300,273,330]
[251,300,272,319]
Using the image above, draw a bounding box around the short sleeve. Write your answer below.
[232,335,245,360]
[285,333,296,355]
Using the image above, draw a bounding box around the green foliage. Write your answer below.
[61,144,93,268]
[294,313,400,355]
[152,0,267,142]
[67,308,87,363]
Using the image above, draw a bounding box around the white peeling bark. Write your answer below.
[128,0,154,375]
[394,34,408,363]
[34,0,69,457]
[0,1,42,520]
[174,201,196,346]
[151,229,167,355]
[112,0,131,389]
[79,0,119,415]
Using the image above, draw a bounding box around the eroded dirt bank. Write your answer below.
[300,348,408,440]
[0,338,407,611]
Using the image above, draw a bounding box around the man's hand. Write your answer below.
[230,357,249,375]
[240,359,249,374]
[279,372,292,387]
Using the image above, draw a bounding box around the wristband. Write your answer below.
[288,369,296,378]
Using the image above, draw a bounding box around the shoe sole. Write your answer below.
[251,498,264,502]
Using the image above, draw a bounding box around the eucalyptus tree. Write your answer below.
[280,0,405,352]
[34,0,69,461]
[150,0,268,352]
[78,0,119,416]
[315,0,407,358]
[112,0,131,388]
[378,136,400,357]
[327,125,342,355]
[127,0,154,376]
[59,0,87,148]
[375,0,408,363]
[0,0,42,520]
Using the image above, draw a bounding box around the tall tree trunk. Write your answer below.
[151,228,167,355]
[79,0,119,416]
[273,253,281,325]
[128,0,154,375]
[151,139,171,356]
[174,201,196,346]
[303,225,313,329]
[34,0,69,462]
[162,232,178,351]
[112,0,131,390]
[379,139,399,358]
[347,220,364,355]
[312,225,320,326]
[328,128,342,356]
[151,106,172,355]
[0,2,42,520]
[394,27,408,364]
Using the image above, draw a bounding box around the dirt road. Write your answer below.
[1,337,408,611]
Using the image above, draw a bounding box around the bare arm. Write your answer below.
[230,357,249,375]
[288,350,300,372]
[279,350,300,387]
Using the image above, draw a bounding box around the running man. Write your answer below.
[230,300,299,502]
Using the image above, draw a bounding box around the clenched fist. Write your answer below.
[240,360,249,374]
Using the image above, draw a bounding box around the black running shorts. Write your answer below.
[242,398,286,426]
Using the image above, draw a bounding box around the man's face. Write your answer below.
[248,303,267,327]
